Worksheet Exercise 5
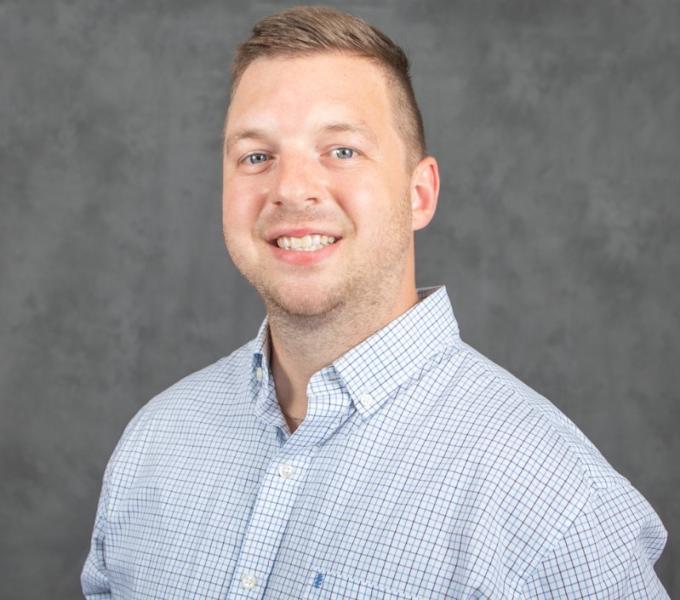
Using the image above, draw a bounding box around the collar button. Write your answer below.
[359,393,375,408]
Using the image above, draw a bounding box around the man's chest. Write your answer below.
[106,424,521,599]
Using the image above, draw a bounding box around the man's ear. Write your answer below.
[410,156,440,231]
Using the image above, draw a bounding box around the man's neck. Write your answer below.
[267,286,420,429]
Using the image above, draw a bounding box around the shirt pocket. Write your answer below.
[303,571,414,600]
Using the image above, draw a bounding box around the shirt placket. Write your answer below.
[225,446,314,600]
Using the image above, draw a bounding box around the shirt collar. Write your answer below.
[333,285,460,418]
[249,285,460,423]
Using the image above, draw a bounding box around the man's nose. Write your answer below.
[270,153,324,207]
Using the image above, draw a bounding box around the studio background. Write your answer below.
[1,1,678,597]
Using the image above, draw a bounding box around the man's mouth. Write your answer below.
[274,234,338,252]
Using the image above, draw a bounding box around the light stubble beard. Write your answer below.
[260,239,412,350]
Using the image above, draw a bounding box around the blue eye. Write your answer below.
[245,153,269,165]
[332,147,355,159]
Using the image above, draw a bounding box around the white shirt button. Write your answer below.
[359,393,375,408]
[241,573,257,590]
[278,463,295,480]
[255,367,263,382]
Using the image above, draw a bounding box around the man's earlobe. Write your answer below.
[411,156,440,231]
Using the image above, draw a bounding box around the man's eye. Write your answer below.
[244,153,269,165]
[332,147,355,159]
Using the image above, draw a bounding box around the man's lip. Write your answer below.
[266,227,342,243]
[269,236,342,265]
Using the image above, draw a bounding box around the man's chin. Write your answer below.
[263,287,345,320]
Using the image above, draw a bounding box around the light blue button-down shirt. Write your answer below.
[82,286,668,599]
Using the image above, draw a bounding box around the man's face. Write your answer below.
[222,52,418,318]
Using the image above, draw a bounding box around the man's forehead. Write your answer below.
[238,50,380,76]
[223,51,403,157]
[231,52,389,100]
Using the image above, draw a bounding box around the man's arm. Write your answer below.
[80,405,150,598]
[521,481,669,599]
[81,469,112,599]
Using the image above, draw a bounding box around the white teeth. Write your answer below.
[275,234,337,251]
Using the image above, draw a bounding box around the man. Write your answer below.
[82,6,668,599]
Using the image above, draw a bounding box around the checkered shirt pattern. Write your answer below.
[82,285,669,599]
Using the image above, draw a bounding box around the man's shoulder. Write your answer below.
[110,340,254,456]
[423,342,651,577]
[379,333,631,546]
[429,341,628,500]
[174,342,252,394]
[148,342,252,413]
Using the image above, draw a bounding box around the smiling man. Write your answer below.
[221,48,438,433]
[82,6,668,599]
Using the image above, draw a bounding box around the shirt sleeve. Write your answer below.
[520,480,669,599]
[80,467,112,599]
[80,400,153,598]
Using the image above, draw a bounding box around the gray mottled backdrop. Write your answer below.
[1,1,678,597]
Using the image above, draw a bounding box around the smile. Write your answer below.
[276,234,336,252]
[269,235,341,266]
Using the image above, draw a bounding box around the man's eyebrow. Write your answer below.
[318,121,378,145]
[224,121,378,155]
[224,128,271,155]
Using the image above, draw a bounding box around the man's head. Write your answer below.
[222,7,439,322]
[228,5,426,170]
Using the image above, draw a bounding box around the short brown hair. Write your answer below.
[229,5,426,168]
